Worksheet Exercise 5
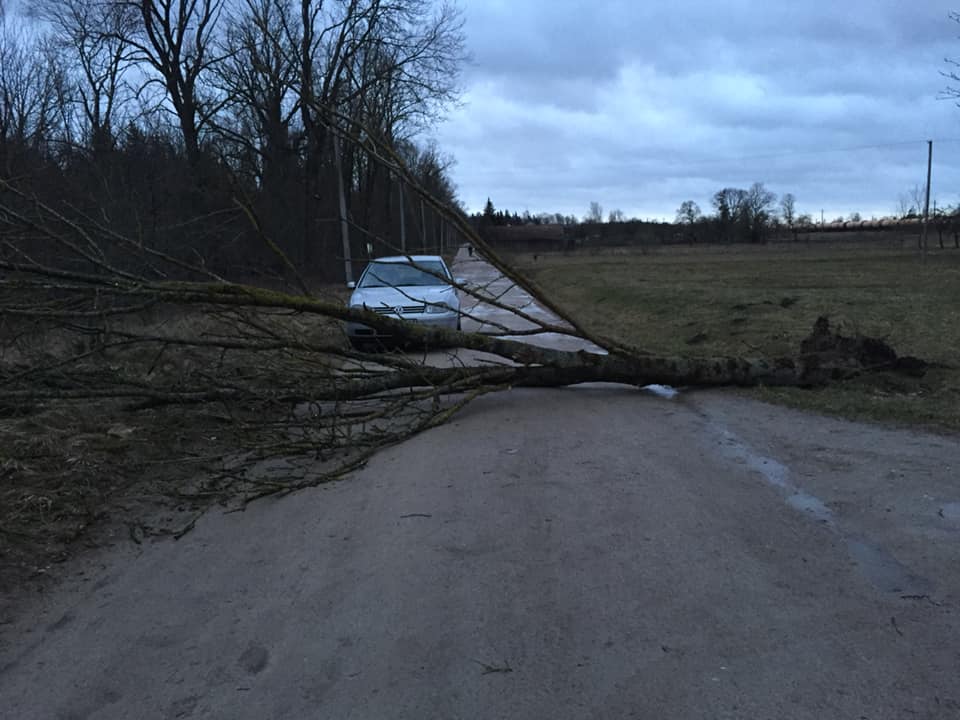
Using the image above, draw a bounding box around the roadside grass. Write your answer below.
[509,243,960,432]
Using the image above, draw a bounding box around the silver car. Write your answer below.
[346,255,462,347]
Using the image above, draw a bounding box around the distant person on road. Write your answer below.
[467,245,474,257]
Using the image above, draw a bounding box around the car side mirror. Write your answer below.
[346,281,356,289]
[454,277,465,285]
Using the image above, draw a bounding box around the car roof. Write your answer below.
[368,255,445,264]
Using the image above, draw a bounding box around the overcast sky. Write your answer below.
[435,1,960,221]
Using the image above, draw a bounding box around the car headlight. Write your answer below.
[426,302,452,314]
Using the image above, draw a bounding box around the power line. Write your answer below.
[728,139,930,162]
[464,137,960,177]
[679,137,960,165]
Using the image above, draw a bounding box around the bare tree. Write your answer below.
[942,12,960,104]
[0,27,69,162]
[586,201,603,223]
[209,0,304,260]
[712,187,746,241]
[743,182,777,242]
[115,0,227,166]
[213,0,299,180]
[607,209,624,223]
[290,0,463,166]
[780,193,796,227]
[710,184,776,243]
[908,184,927,218]
[347,1,464,140]
[267,0,466,270]
[33,0,137,155]
[675,200,702,225]
[712,188,746,219]
[337,0,464,251]
[897,192,913,218]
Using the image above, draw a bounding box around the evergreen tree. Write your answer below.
[482,198,496,224]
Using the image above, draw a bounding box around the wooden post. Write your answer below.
[935,200,944,249]
[922,140,932,260]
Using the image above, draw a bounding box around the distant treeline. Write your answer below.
[476,183,960,251]
[479,218,960,254]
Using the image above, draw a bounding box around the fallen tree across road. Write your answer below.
[0,127,931,584]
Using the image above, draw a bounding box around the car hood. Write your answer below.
[350,285,457,309]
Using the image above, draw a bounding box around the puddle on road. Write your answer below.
[846,540,933,595]
[710,422,932,596]
[940,502,960,523]
[785,491,834,525]
[716,429,790,490]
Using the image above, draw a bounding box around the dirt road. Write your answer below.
[1,253,959,719]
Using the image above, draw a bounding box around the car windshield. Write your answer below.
[358,261,448,288]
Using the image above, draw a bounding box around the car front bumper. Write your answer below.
[346,312,459,339]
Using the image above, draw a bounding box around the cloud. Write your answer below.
[436,0,960,219]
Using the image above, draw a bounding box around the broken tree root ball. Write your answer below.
[799,316,927,377]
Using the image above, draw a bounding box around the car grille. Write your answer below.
[371,304,425,315]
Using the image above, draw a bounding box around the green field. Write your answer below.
[510,243,960,432]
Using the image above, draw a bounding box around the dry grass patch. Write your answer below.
[0,305,352,592]
[511,243,960,432]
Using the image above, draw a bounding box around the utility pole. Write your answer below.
[820,209,824,226]
[333,135,353,284]
[420,199,427,250]
[398,176,407,253]
[922,140,933,260]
